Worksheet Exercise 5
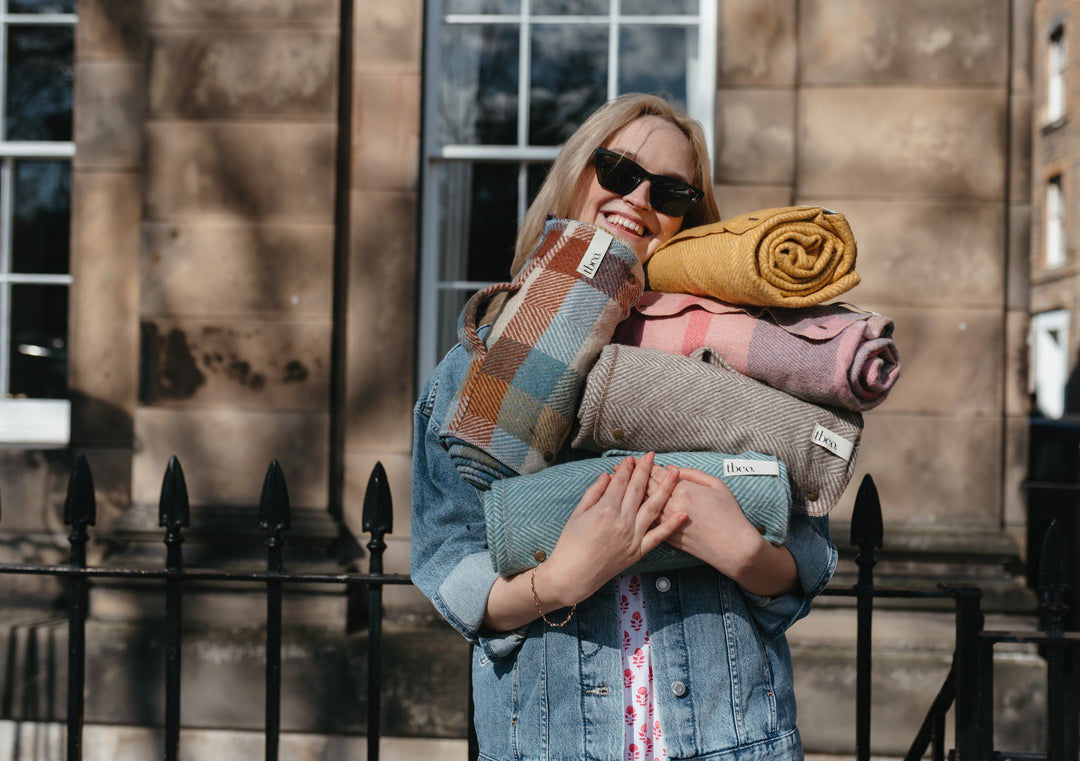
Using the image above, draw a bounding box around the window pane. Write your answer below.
[619,25,690,109]
[529,24,607,146]
[527,163,550,208]
[622,0,697,13]
[437,289,475,357]
[438,162,519,282]
[10,0,77,12]
[439,23,519,145]
[445,0,519,12]
[6,25,74,141]
[9,284,68,400]
[13,160,70,275]
[532,0,607,14]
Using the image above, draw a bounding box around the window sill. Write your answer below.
[1041,116,1067,135]
[0,398,70,447]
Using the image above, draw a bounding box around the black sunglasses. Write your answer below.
[592,146,704,217]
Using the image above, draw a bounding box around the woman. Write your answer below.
[411,94,837,761]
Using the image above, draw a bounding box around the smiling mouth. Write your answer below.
[603,213,646,237]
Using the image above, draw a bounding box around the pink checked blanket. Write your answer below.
[613,292,901,412]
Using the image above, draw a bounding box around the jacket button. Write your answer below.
[612,427,625,440]
[756,525,767,535]
[655,577,671,592]
[534,550,547,562]
[807,490,820,502]
[671,681,687,697]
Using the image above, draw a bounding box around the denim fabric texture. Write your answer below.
[411,340,839,761]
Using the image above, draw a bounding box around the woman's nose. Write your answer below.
[622,179,652,209]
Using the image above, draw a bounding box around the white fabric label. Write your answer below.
[576,230,613,278]
[811,423,855,461]
[723,458,781,477]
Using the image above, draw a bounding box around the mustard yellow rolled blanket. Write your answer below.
[645,206,860,307]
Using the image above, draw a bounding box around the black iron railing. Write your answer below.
[0,461,1077,760]
[821,475,1080,761]
[0,454,411,761]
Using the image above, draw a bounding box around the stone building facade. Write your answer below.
[0,0,1069,757]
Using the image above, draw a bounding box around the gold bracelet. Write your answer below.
[530,562,576,627]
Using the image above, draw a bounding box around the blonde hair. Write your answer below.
[510,93,721,276]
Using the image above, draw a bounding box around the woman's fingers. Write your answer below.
[639,505,689,555]
[620,452,654,508]
[672,466,726,490]
[572,470,612,514]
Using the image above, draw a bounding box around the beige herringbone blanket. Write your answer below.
[572,344,863,516]
[645,206,860,307]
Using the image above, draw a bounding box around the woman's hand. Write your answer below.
[540,452,685,605]
[482,453,685,632]
[657,466,799,598]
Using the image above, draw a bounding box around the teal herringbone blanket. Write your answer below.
[482,450,791,576]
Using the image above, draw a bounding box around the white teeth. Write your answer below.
[606,214,645,236]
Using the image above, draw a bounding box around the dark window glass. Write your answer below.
[11,0,76,11]
[439,162,519,282]
[445,0,518,12]
[439,24,519,145]
[9,284,67,399]
[618,25,689,109]
[621,0,697,13]
[436,289,475,355]
[527,162,550,208]
[529,24,607,146]
[6,25,74,141]
[533,0,607,13]
[13,160,70,275]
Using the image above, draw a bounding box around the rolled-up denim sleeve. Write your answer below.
[409,353,526,660]
[741,512,837,639]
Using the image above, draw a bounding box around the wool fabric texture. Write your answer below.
[645,206,860,307]
[614,292,901,411]
[483,450,791,576]
[440,217,644,488]
[572,344,863,516]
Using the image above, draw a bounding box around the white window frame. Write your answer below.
[0,8,77,447]
[1030,309,1070,419]
[1045,174,1065,269]
[1047,24,1066,125]
[418,0,717,382]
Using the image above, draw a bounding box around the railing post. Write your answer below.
[159,456,190,761]
[850,474,882,761]
[62,454,95,761]
[949,586,984,761]
[260,460,290,761]
[362,462,392,761]
[1038,520,1071,761]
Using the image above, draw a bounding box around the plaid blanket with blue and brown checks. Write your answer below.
[439,217,645,489]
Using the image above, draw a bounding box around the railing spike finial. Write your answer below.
[158,456,191,531]
[849,474,883,553]
[64,453,97,530]
[259,459,292,535]
[362,461,393,537]
[362,462,393,575]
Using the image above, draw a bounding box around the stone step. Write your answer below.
[790,607,1049,757]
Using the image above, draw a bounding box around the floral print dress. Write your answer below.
[617,574,667,761]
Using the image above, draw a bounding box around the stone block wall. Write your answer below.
[342,1,423,605]
[132,1,340,523]
[716,0,1032,549]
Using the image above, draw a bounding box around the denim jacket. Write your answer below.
[411,341,838,761]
